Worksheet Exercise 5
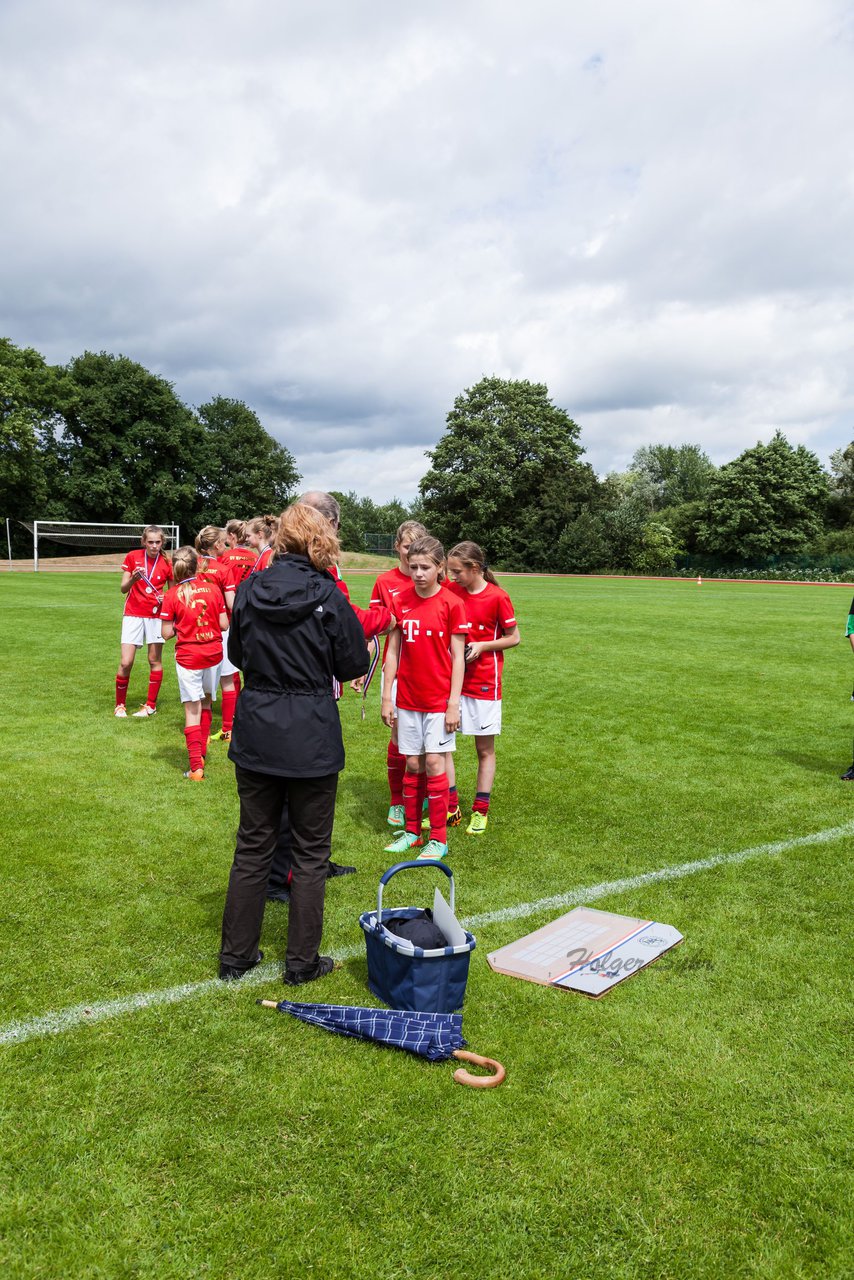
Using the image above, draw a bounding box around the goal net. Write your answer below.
[22,522,181,571]
[363,532,396,556]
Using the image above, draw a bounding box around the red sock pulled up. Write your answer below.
[116,675,130,707]
[427,773,449,844]
[184,725,204,772]
[387,740,406,805]
[221,688,238,732]
[403,770,423,836]
[146,668,164,709]
[200,708,213,757]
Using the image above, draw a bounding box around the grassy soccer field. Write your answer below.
[0,572,851,1279]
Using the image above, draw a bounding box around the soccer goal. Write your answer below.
[363,532,396,557]
[23,521,181,572]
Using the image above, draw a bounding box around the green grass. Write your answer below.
[1,573,852,1278]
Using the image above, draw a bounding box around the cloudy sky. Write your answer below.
[2,0,853,500]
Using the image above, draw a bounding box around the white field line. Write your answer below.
[2,820,852,1048]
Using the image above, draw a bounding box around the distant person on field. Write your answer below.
[159,547,228,780]
[114,525,173,718]
[445,541,520,835]
[841,596,854,780]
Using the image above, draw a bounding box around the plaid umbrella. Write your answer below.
[259,999,505,1086]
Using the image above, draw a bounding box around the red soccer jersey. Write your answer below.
[159,579,226,669]
[121,548,173,618]
[219,547,258,590]
[370,565,412,660]
[252,546,275,573]
[392,585,469,714]
[197,557,230,592]
[447,581,517,700]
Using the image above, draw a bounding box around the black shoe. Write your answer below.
[840,765,854,780]
[266,888,291,903]
[219,950,264,981]
[327,861,356,878]
[283,956,335,986]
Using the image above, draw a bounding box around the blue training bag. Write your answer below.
[359,861,476,1013]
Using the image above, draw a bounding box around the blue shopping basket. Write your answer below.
[359,861,476,1013]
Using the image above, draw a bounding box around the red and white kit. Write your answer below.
[392,585,469,715]
[447,580,516,701]
[219,546,258,592]
[252,545,275,573]
[159,578,227,701]
[121,548,173,618]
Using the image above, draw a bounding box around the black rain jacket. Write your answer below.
[226,555,369,777]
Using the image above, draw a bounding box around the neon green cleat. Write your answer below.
[466,812,488,836]
[383,830,423,855]
[387,804,405,829]
[421,797,430,831]
[417,840,448,861]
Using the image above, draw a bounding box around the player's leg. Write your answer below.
[445,752,462,828]
[134,638,164,716]
[115,639,137,716]
[176,664,205,778]
[384,712,425,853]
[467,734,497,835]
[384,673,406,828]
[213,672,237,741]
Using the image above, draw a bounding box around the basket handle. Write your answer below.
[377,859,454,918]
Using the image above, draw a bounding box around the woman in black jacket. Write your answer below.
[218,504,370,985]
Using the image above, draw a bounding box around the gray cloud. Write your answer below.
[1,0,853,496]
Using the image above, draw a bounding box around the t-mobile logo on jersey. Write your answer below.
[401,618,421,643]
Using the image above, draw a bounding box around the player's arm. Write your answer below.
[381,629,401,728]
[120,567,142,594]
[446,633,465,734]
[465,625,521,663]
[160,619,175,640]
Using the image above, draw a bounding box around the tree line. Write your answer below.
[3,337,853,573]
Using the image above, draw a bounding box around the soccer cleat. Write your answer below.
[114,704,127,718]
[387,803,405,829]
[840,765,854,780]
[466,812,489,836]
[210,729,231,742]
[447,805,463,828]
[421,798,430,831]
[383,830,423,855]
[183,768,205,781]
[132,704,157,718]
[417,839,448,861]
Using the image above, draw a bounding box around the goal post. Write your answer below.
[25,521,181,572]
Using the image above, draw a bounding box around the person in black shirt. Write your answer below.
[218,504,369,984]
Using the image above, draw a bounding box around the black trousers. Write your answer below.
[219,766,338,975]
[269,804,293,893]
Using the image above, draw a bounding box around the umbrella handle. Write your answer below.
[452,1049,506,1089]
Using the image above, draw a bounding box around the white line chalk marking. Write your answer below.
[2,820,852,1048]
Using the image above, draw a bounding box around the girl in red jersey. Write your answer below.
[159,547,229,780]
[247,514,279,573]
[369,520,428,828]
[381,536,468,861]
[446,541,520,835]
[115,525,174,718]
[194,527,238,743]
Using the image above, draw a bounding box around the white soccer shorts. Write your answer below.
[175,662,219,704]
[218,627,239,678]
[396,708,456,756]
[121,616,164,647]
[459,696,502,736]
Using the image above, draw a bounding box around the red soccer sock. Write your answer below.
[387,741,406,805]
[184,726,204,772]
[116,675,130,708]
[403,770,423,836]
[221,688,238,732]
[145,668,164,709]
[200,708,213,757]
[473,791,491,814]
[427,773,450,844]
[448,784,459,810]
[234,673,241,697]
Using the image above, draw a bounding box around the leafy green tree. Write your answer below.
[632,519,682,573]
[555,511,610,572]
[0,339,69,538]
[419,376,595,569]
[631,443,716,508]
[827,442,854,529]
[59,351,205,531]
[195,397,299,527]
[696,431,828,559]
